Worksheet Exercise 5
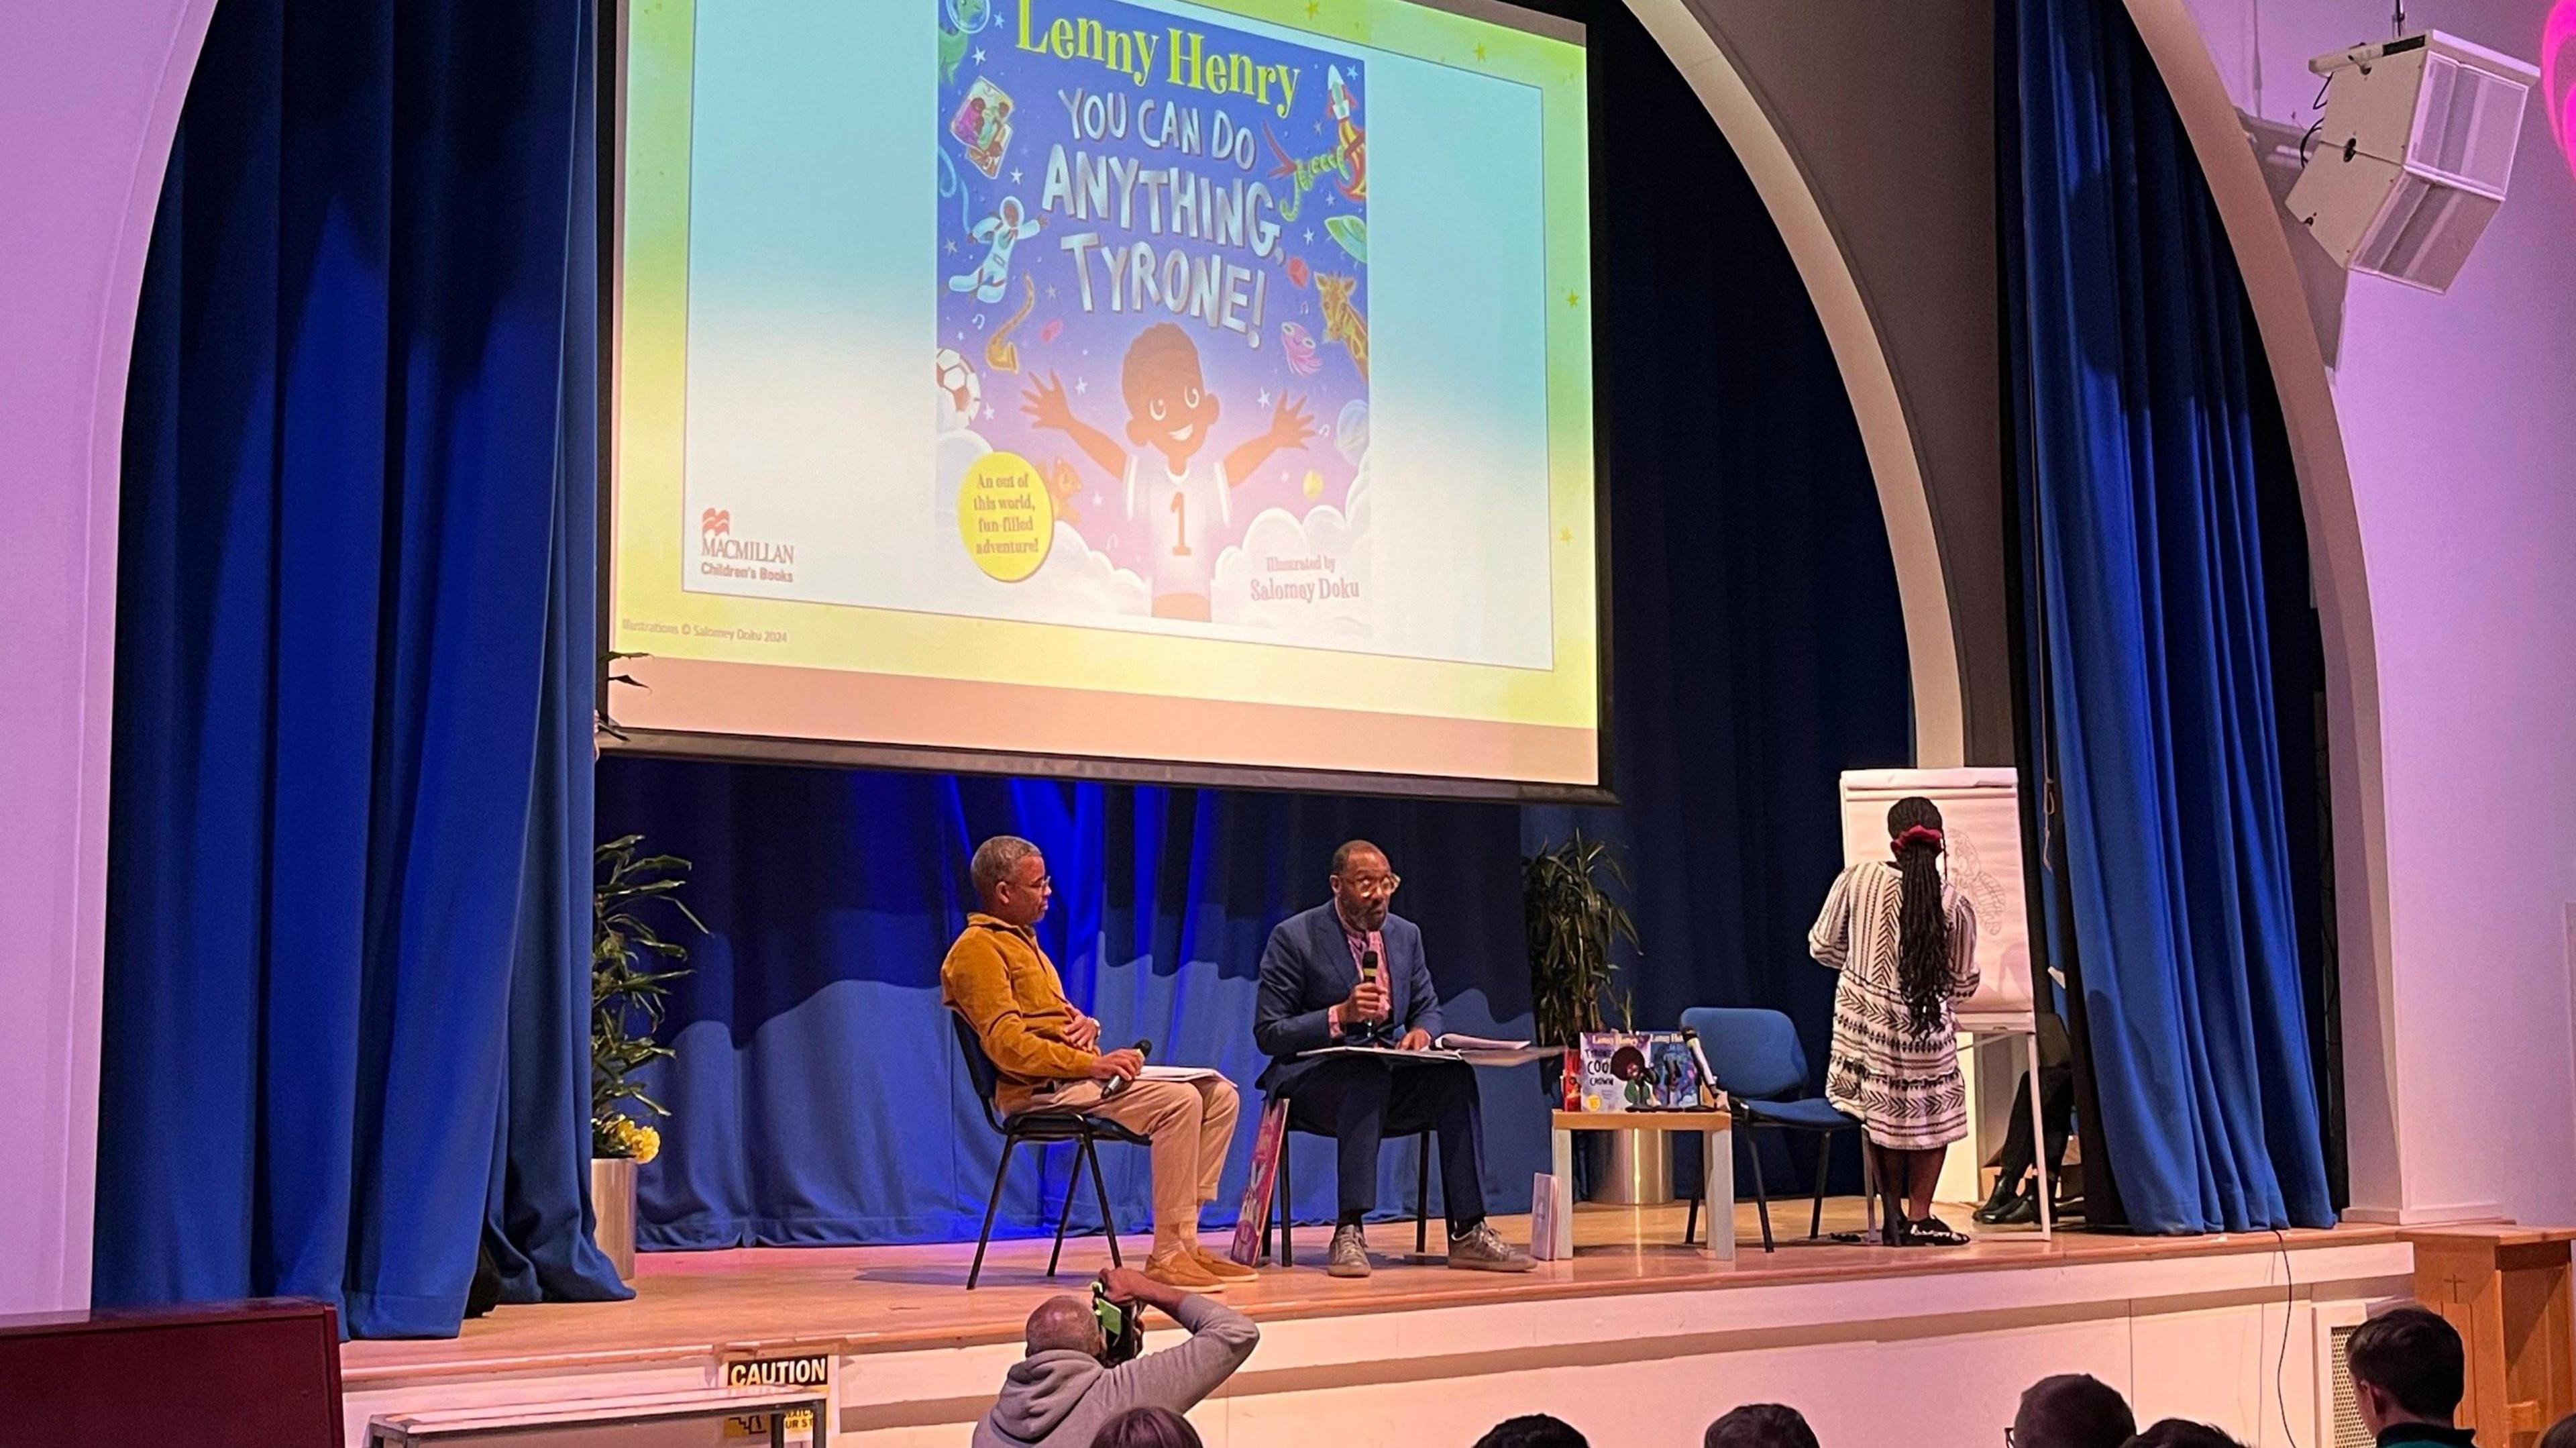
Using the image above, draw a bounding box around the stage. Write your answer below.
[341,1202,2412,1447]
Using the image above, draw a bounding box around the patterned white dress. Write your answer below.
[1809,861,1980,1150]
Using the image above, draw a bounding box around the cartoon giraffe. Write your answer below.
[1314,272,1368,382]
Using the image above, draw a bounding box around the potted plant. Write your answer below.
[1523,831,1638,1051]
[1523,833,1650,1202]
[591,833,701,1281]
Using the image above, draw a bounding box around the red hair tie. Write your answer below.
[1892,825,1944,854]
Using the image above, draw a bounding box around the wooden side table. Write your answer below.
[1549,1108,1734,1261]
[2408,1225,2576,1448]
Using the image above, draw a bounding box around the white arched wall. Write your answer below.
[2114,0,2408,1219]
[0,0,219,1313]
[2122,0,2576,1226]
[0,0,2005,1311]
[21,0,2551,1312]
[1625,0,2429,1220]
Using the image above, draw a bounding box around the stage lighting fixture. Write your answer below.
[2287,30,2538,293]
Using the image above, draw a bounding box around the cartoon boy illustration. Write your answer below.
[1023,323,1316,620]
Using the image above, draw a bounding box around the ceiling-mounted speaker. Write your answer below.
[2286,31,2538,293]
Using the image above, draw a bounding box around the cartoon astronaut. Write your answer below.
[947,196,1040,305]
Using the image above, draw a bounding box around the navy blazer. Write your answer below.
[1253,903,1444,1094]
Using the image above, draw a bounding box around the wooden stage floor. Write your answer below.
[342,1200,2386,1386]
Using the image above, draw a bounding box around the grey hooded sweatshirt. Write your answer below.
[974,1295,1260,1448]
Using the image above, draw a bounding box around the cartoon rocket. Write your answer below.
[1327,67,1366,202]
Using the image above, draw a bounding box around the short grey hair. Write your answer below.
[972,835,1042,898]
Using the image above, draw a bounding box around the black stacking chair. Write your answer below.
[1263,1104,1434,1265]
[951,1012,1153,1289]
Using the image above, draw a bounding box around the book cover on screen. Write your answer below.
[937,0,1373,639]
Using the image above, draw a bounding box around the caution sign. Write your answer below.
[722,1351,833,1392]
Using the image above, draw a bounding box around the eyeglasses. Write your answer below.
[1337,874,1401,898]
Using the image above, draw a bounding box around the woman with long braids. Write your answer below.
[1809,796,1980,1245]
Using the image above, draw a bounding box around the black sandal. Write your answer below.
[1900,1214,1971,1247]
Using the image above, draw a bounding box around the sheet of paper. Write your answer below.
[1435,1033,1533,1051]
[1298,1044,1557,1067]
[1137,1065,1227,1082]
[1452,1046,1562,1068]
[1297,1045,1468,1064]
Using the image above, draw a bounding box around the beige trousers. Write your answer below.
[1037,1076,1240,1253]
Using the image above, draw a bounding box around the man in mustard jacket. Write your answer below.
[943,835,1249,1292]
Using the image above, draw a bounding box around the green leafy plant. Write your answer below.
[592,833,703,1159]
[1523,832,1640,1047]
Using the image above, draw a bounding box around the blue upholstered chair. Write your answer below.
[1680,1006,1865,1252]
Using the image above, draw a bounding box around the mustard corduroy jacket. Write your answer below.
[942,913,1097,1113]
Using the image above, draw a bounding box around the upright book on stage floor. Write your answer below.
[1228,1097,1292,1267]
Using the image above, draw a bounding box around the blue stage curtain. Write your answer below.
[595,3,1911,1249]
[95,0,628,1335]
[2000,0,2335,1231]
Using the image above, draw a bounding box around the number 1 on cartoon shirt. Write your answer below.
[1022,322,1318,621]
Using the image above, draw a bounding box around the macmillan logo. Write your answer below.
[696,505,796,581]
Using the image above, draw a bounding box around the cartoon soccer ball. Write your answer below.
[934,347,981,433]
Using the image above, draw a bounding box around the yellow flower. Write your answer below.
[597,1113,661,1163]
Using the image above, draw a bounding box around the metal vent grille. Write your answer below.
[2329,1321,2374,1448]
[2354,174,2500,289]
[2410,53,2527,191]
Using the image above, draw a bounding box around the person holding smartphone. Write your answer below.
[973,1266,1258,1448]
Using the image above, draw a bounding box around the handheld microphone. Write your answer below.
[1358,949,1386,1039]
[1099,1037,1152,1099]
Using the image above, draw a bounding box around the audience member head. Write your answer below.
[2012,1373,2137,1448]
[972,835,1052,927]
[1022,1293,1104,1361]
[1472,1414,1589,1448]
[2123,1422,2247,1448]
[2345,1305,2465,1433]
[1328,839,1397,934]
[1704,1402,1820,1448]
[2538,1411,2576,1448]
[1094,1406,1203,1448]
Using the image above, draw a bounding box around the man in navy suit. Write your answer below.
[1254,840,1534,1278]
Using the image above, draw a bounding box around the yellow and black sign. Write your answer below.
[722,1408,816,1440]
[722,1351,832,1390]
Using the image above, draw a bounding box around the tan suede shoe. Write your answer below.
[1192,1246,1258,1282]
[1143,1247,1229,1292]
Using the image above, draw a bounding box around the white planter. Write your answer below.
[591,1156,638,1282]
